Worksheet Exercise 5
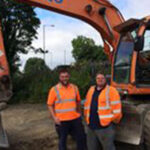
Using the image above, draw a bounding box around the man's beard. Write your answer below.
[60,81,69,86]
[97,82,106,88]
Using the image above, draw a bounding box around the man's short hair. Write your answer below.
[59,69,69,75]
[96,71,106,77]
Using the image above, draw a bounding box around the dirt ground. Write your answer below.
[1,104,77,150]
[1,104,142,150]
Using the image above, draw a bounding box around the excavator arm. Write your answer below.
[16,0,124,44]
[15,0,124,56]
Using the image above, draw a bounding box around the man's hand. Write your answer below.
[54,117,61,125]
[48,106,61,125]
[77,102,82,114]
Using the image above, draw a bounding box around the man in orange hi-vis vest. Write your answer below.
[84,72,122,150]
[47,69,86,150]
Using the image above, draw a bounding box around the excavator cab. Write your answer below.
[112,18,150,94]
[113,18,150,148]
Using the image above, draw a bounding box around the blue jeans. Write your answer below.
[87,124,116,150]
[55,117,87,150]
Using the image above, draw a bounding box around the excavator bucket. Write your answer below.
[0,113,9,148]
[115,101,146,145]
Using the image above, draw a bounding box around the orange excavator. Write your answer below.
[0,0,150,149]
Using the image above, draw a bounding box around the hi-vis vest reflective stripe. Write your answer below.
[54,84,77,113]
[84,85,122,127]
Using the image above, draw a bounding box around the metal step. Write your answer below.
[0,113,9,148]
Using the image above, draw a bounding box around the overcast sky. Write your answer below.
[19,0,150,70]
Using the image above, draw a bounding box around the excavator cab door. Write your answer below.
[135,24,150,86]
[113,19,141,85]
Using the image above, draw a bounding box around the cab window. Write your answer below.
[113,36,134,84]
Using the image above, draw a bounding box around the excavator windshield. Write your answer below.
[136,28,150,86]
[113,33,134,84]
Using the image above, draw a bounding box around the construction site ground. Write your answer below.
[1,104,142,150]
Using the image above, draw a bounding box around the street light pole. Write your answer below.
[50,51,53,68]
[43,25,46,62]
[64,50,66,65]
[43,24,55,63]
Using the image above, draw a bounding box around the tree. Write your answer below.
[0,0,40,75]
[71,36,111,93]
[24,57,50,74]
[72,36,107,63]
[12,57,53,103]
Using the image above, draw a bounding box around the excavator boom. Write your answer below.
[16,0,124,52]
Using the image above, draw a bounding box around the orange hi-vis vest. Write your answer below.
[47,83,81,121]
[84,85,122,127]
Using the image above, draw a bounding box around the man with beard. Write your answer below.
[84,73,122,150]
[47,69,86,150]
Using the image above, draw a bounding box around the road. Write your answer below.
[1,104,143,150]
